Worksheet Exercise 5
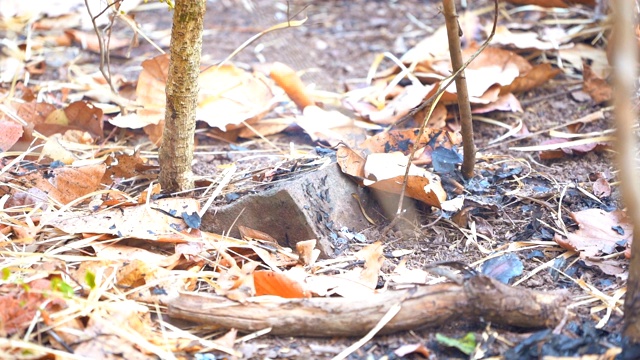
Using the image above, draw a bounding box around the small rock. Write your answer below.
[201,163,383,257]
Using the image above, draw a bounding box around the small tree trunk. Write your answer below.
[613,0,640,346]
[159,0,206,193]
[443,0,475,179]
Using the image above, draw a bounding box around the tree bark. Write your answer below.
[159,0,206,193]
[167,276,569,337]
[612,0,640,346]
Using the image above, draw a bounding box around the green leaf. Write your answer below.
[1,268,10,280]
[435,332,476,355]
[85,271,96,289]
[50,278,74,298]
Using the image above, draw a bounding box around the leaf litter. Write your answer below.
[0,0,631,358]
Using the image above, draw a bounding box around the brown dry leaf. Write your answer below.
[558,44,609,76]
[505,0,596,7]
[111,55,169,129]
[91,243,183,268]
[40,134,76,164]
[296,239,320,266]
[360,84,435,125]
[360,128,462,156]
[354,241,384,290]
[123,54,276,135]
[364,152,447,208]
[0,279,67,337]
[538,138,609,160]
[429,47,528,98]
[73,305,154,360]
[336,146,366,180]
[3,163,106,205]
[102,152,156,184]
[216,260,259,302]
[554,209,633,260]
[143,120,165,146]
[491,25,559,50]
[197,64,275,130]
[254,270,311,298]
[0,119,23,151]
[472,93,523,114]
[400,23,450,69]
[63,100,104,138]
[414,102,448,128]
[295,105,360,145]
[16,101,57,125]
[582,63,611,104]
[237,117,294,138]
[212,329,238,353]
[592,173,611,199]
[238,225,279,243]
[117,259,186,303]
[500,63,562,95]
[41,197,200,242]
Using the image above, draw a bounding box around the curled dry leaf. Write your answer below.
[337,147,446,207]
[364,152,446,208]
[336,146,367,184]
[269,62,315,110]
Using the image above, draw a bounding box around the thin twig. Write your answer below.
[84,0,120,95]
[444,0,475,179]
[392,0,499,217]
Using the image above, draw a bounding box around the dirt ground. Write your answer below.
[116,0,622,359]
[1,0,623,358]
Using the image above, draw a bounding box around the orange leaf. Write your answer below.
[254,270,310,298]
[270,62,315,110]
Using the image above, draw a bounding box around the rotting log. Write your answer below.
[167,275,569,337]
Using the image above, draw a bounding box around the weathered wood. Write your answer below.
[167,276,569,337]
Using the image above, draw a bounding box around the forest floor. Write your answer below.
[0,0,628,359]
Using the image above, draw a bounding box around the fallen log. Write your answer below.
[167,275,569,337]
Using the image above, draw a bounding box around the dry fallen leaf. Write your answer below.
[254,270,311,298]
[582,62,611,104]
[42,197,200,242]
[554,209,633,261]
[0,119,23,151]
[269,62,315,110]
